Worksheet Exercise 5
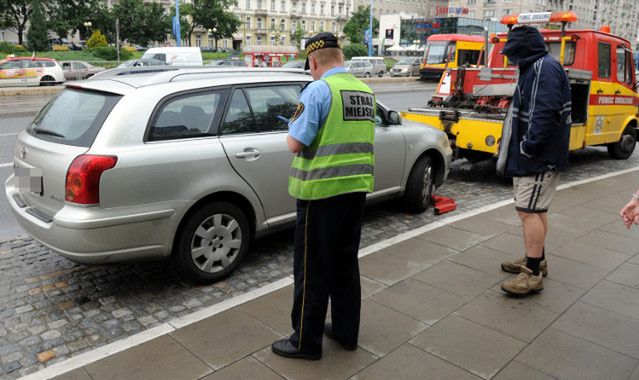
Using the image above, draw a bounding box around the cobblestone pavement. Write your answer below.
[0,147,637,378]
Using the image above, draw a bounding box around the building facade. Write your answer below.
[447,0,639,44]
[354,0,447,19]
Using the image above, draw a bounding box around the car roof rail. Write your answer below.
[143,67,309,85]
[89,66,180,80]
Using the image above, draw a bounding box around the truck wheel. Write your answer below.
[403,156,434,213]
[607,126,637,159]
[173,201,250,283]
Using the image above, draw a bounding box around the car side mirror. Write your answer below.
[388,111,401,125]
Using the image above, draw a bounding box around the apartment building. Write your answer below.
[448,0,639,44]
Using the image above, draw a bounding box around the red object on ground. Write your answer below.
[431,195,457,215]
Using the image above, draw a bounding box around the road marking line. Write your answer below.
[20,166,639,380]
[0,162,13,168]
[0,132,19,137]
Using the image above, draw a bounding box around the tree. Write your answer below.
[190,0,240,48]
[26,0,48,51]
[291,25,304,48]
[343,5,378,45]
[0,0,33,45]
[48,0,100,40]
[87,29,107,49]
[112,0,170,46]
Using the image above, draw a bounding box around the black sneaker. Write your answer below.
[324,323,357,351]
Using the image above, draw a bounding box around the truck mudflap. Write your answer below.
[401,108,505,157]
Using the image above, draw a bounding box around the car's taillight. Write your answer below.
[65,155,118,204]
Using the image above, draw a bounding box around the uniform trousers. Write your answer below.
[288,191,366,355]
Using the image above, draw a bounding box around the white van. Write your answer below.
[352,56,386,77]
[142,47,203,66]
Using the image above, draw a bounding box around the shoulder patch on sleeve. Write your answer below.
[290,102,305,123]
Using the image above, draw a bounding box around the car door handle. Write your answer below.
[235,148,261,159]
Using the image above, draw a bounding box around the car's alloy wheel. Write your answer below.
[403,156,434,213]
[174,201,250,282]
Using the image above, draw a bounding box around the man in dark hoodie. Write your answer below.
[498,25,571,296]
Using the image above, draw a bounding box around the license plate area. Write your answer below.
[15,167,44,196]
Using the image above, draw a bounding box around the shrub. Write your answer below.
[87,30,108,49]
[342,43,368,60]
[92,46,133,61]
[0,42,27,53]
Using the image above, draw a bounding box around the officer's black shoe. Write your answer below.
[324,323,357,351]
[271,339,321,360]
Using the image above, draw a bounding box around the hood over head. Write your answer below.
[502,25,547,67]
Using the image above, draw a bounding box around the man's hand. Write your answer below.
[287,135,304,154]
[620,197,639,229]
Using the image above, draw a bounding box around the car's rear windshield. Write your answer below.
[27,88,121,147]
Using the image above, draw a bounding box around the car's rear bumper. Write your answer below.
[5,174,177,264]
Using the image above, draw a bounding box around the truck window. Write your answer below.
[616,47,633,85]
[546,42,575,65]
[598,43,611,78]
[458,49,480,66]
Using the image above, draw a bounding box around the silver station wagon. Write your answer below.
[5,67,452,282]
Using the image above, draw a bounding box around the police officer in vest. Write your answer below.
[271,32,375,360]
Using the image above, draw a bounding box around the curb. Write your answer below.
[0,86,64,97]
[362,77,422,84]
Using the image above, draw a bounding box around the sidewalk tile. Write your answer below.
[576,230,639,256]
[607,263,639,289]
[480,232,522,256]
[410,315,526,379]
[447,245,517,278]
[600,220,639,241]
[370,278,466,325]
[360,276,388,299]
[416,226,486,252]
[84,335,212,380]
[549,212,612,235]
[239,287,293,336]
[631,365,639,380]
[359,252,424,286]
[581,194,631,214]
[52,368,93,380]
[551,192,592,212]
[456,290,558,343]
[412,260,503,299]
[481,206,522,226]
[382,238,458,267]
[542,254,609,290]
[449,216,514,238]
[358,299,428,357]
[553,302,639,359]
[581,280,639,320]
[253,339,377,380]
[547,241,627,270]
[631,253,639,265]
[513,278,585,314]
[493,361,555,380]
[200,356,283,380]
[170,308,281,370]
[516,328,637,380]
[351,343,481,380]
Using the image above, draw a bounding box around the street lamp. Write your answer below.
[83,21,92,40]
[208,27,218,50]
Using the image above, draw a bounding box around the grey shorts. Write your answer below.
[513,171,560,213]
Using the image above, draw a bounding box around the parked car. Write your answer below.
[352,56,386,77]
[60,61,106,80]
[0,57,65,87]
[117,59,168,68]
[390,57,421,77]
[282,60,305,69]
[345,60,374,78]
[5,68,452,283]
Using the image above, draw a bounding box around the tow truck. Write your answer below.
[403,11,639,161]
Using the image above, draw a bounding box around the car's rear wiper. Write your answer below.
[33,128,65,138]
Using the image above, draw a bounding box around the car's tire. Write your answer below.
[173,201,250,283]
[364,72,371,78]
[378,71,384,77]
[39,76,55,86]
[85,73,94,79]
[607,125,637,159]
[403,156,434,213]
